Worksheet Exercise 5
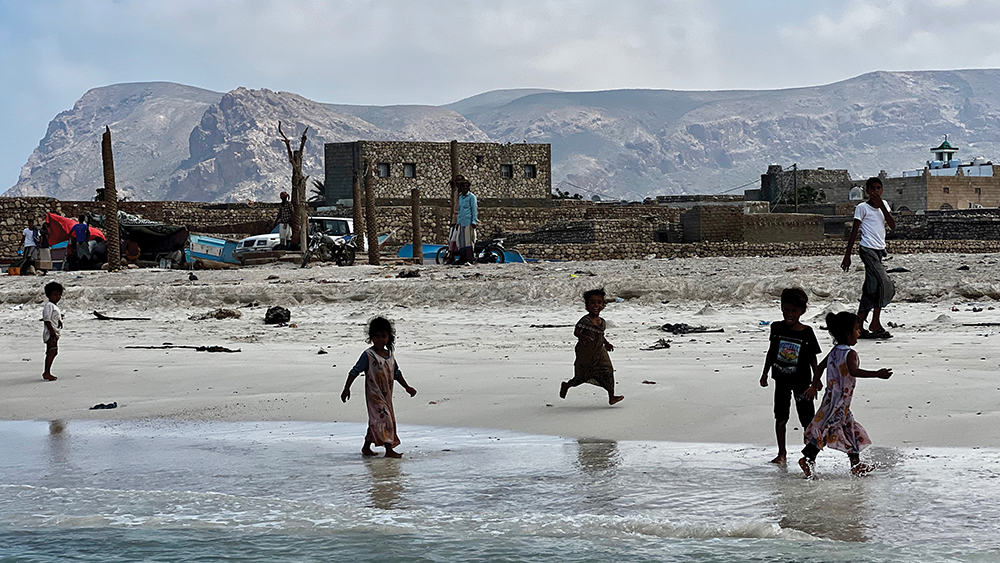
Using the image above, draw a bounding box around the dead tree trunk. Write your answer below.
[450,140,461,225]
[411,188,422,264]
[278,123,309,251]
[352,173,364,249]
[364,162,379,266]
[101,126,120,271]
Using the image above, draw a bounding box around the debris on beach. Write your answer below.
[93,311,152,321]
[397,269,421,278]
[189,308,242,321]
[530,324,574,328]
[958,265,970,271]
[318,348,328,355]
[641,380,657,385]
[266,275,279,280]
[660,323,724,335]
[641,338,672,350]
[125,344,241,353]
[887,267,910,273]
[695,304,717,316]
[89,402,117,410]
[264,306,291,324]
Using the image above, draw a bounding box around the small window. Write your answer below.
[524,164,537,179]
[377,163,390,178]
[501,164,513,179]
[475,155,484,164]
[896,189,903,195]
[403,163,416,178]
[975,187,982,195]
[943,186,950,193]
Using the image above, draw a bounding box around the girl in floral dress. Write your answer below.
[560,288,624,406]
[342,317,417,458]
[799,312,893,477]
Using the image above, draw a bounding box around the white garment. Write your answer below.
[279,223,292,245]
[42,301,62,342]
[23,227,36,247]
[854,200,891,250]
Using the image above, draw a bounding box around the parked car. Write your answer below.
[233,217,356,256]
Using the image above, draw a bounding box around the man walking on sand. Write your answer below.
[842,177,896,339]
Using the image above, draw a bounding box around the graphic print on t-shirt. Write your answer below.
[777,339,801,364]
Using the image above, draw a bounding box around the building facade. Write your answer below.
[324,141,551,203]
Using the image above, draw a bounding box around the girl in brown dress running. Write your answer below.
[342,317,417,458]
[560,288,624,405]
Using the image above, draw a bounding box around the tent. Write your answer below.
[44,213,105,245]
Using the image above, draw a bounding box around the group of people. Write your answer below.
[35,176,899,477]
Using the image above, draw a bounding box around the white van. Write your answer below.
[233,217,356,256]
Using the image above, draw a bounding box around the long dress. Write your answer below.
[349,348,402,448]
[567,315,616,394]
[804,344,872,454]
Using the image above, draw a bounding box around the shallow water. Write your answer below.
[1,420,998,562]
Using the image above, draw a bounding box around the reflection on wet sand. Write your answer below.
[47,420,68,467]
[366,459,405,510]
[576,438,620,475]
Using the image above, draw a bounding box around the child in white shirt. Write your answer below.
[42,281,64,381]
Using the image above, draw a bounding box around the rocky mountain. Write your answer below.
[9,70,1000,202]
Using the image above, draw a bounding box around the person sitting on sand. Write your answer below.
[342,316,417,458]
[799,312,893,478]
[842,177,896,339]
[41,281,64,382]
[560,288,624,405]
[759,288,822,465]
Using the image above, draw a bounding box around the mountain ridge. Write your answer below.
[8,70,1000,202]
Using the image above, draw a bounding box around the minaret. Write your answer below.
[931,135,958,164]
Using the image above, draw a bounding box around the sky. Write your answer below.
[5,0,1000,189]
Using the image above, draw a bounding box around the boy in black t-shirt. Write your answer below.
[759,288,822,464]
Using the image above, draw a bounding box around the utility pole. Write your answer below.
[792,163,798,213]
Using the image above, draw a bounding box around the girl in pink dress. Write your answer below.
[342,317,417,458]
[799,312,893,477]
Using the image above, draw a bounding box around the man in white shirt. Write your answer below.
[21,218,38,262]
[841,177,897,339]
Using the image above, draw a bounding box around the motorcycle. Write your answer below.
[301,232,358,267]
[435,235,507,265]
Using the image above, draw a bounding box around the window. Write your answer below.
[475,155,484,164]
[500,164,513,179]
[524,164,537,179]
[403,163,416,178]
[975,187,982,195]
[942,186,950,194]
[896,189,903,195]
[377,163,390,178]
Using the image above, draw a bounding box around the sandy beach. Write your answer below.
[2,253,999,448]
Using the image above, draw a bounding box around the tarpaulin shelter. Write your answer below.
[44,213,105,244]
[116,210,188,260]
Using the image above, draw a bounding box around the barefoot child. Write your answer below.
[799,312,893,478]
[41,281,63,381]
[560,288,624,405]
[759,288,822,464]
[341,317,417,458]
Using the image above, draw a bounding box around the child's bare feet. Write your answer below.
[798,457,814,478]
[384,447,403,458]
[770,454,787,464]
[559,381,569,399]
[362,447,377,456]
[851,462,874,476]
[42,374,57,381]
[609,395,624,405]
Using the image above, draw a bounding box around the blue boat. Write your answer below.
[189,234,240,264]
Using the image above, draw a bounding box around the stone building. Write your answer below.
[876,140,1000,212]
[754,165,854,204]
[324,141,551,203]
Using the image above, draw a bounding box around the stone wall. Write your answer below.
[511,239,1000,261]
[891,209,1000,240]
[0,197,55,258]
[743,213,825,243]
[325,141,551,203]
